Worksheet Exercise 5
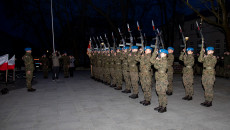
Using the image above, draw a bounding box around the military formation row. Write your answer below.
[87,45,217,113]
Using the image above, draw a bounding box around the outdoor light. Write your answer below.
[47,50,49,53]
[185,37,189,41]
[101,42,104,45]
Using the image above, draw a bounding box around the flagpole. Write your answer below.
[51,0,55,53]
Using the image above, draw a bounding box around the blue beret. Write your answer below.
[167,47,174,51]
[131,46,138,49]
[159,49,168,54]
[25,48,31,51]
[117,47,122,50]
[144,46,153,51]
[206,47,214,51]
[123,46,129,50]
[186,47,194,52]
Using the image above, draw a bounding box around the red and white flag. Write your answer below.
[8,55,15,70]
[0,54,8,71]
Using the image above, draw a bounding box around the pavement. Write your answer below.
[0,71,230,130]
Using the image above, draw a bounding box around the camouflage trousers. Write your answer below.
[202,74,215,102]
[104,67,111,84]
[123,70,131,90]
[100,67,104,81]
[130,71,139,94]
[167,71,173,93]
[26,70,33,89]
[42,66,49,78]
[156,78,168,107]
[140,72,152,101]
[63,65,69,77]
[93,66,98,79]
[224,65,230,78]
[182,72,194,96]
[114,69,122,87]
[110,68,116,85]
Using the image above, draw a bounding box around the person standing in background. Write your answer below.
[69,55,75,77]
[52,51,61,81]
[61,52,70,78]
[40,54,49,79]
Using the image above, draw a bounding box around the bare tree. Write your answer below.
[184,0,230,50]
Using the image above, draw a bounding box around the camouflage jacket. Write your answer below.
[127,52,139,72]
[179,52,194,74]
[104,53,110,68]
[198,51,217,75]
[150,50,168,81]
[96,53,102,67]
[109,53,115,68]
[113,52,122,70]
[40,57,49,69]
[61,55,70,66]
[120,52,129,70]
[23,52,34,71]
[167,53,174,72]
[136,52,152,73]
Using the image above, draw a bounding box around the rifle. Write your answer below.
[100,36,106,51]
[93,37,98,51]
[104,34,111,54]
[118,28,126,47]
[89,37,94,51]
[97,36,102,51]
[179,24,187,51]
[144,33,147,46]
[127,24,134,48]
[157,29,164,49]
[137,21,144,49]
[112,32,116,51]
[196,20,205,51]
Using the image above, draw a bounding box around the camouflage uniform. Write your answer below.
[113,52,123,89]
[22,52,35,89]
[198,51,217,104]
[127,52,139,95]
[101,53,106,82]
[120,52,131,91]
[104,52,111,85]
[97,53,103,81]
[179,52,194,98]
[167,53,174,94]
[40,56,49,78]
[62,55,70,77]
[150,51,168,108]
[136,52,152,102]
[109,52,116,87]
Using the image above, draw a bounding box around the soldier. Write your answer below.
[103,49,111,85]
[69,55,75,77]
[219,56,225,77]
[113,48,123,90]
[51,51,61,81]
[136,46,153,106]
[40,54,49,79]
[97,50,103,82]
[121,47,131,93]
[109,49,116,87]
[224,51,230,78]
[166,47,174,95]
[128,46,139,99]
[199,47,217,107]
[22,48,36,92]
[150,49,168,113]
[179,47,194,101]
[61,52,70,78]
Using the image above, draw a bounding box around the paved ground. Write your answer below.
[0,71,230,130]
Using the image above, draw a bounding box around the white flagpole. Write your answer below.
[51,0,55,53]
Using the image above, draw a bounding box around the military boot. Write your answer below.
[182,95,189,100]
[28,88,36,92]
[129,94,138,99]
[114,86,122,90]
[200,101,208,106]
[139,100,146,104]
[187,96,193,101]
[143,101,151,106]
[205,101,212,107]
[158,107,167,113]
[154,106,162,111]
[166,91,173,96]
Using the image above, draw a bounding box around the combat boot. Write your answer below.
[158,107,167,113]
[154,106,162,111]
[110,84,116,88]
[205,101,212,107]
[28,88,36,92]
[129,94,138,99]
[114,86,122,90]
[187,96,193,101]
[166,91,173,96]
[182,95,189,100]
[200,101,208,106]
[143,101,151,106]
[140,100,146,104]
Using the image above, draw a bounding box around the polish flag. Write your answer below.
[8,55,15,70]
[0,54,8,71]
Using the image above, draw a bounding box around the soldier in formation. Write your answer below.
[22,48,36,92]
[166,47,174,95]
[40,54,49,79]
